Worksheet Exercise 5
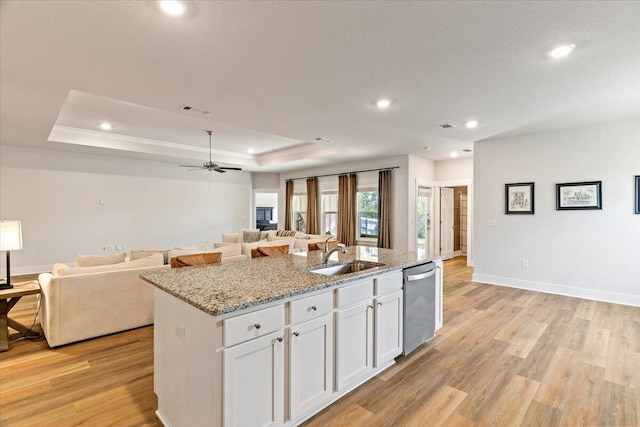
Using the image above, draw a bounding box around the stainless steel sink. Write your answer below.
[308,260,385,276]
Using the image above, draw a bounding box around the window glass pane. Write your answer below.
[292,194,307,232]
[321,192,338,235]
[357,191,379,238]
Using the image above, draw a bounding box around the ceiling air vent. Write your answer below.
[462,148,473,153]
[439,123,455,129]
[313,137,334,143]
[179,105,211,115]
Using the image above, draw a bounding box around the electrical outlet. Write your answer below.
[522,259,529,268]
[107,244,114,251]
[116,244,123,250]
[486,219,497,227]
[175,322,185,340]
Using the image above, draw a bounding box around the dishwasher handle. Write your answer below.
[406,269,436,281]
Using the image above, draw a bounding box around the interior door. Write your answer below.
[416,186,433,258]
[440,187,454,260]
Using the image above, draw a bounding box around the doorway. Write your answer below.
[440,186,468,260]
[254,192,279,230]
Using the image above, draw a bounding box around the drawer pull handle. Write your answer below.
[293,332,300,337]
[276,337,283,342]
[254,323,261,329]
[311,306,317,311]
[378,302,383,306]
[367,305,374,310]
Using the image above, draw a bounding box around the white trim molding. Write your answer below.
[472,274,640,308]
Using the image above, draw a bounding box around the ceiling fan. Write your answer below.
[179,130,242,173]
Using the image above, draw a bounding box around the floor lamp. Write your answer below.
[0,221,23,290]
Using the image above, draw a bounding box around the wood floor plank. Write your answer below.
[400,385,467,426]
[473,374,539,427]
[598,380,637,426]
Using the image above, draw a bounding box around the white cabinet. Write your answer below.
[223,330,285,427]
[335,300,374,391]
[334,273,404,391]
[374,290,403,367]
[289,313,333,419]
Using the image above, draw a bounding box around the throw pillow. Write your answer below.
[130,249,170,265]
[276,230,297,237]
[242,231,263,243]
[73,252,126,267]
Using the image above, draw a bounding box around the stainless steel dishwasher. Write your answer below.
[403,262,437,355]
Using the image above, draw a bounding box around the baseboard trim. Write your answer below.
[472,273,640,308]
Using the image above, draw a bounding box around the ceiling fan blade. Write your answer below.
[218,167,242,171]
[214,168,226,173]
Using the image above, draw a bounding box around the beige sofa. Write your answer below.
[38,252,167,347]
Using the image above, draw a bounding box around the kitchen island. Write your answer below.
[142,246,442,427]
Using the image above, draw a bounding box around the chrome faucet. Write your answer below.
[322,235,347,263]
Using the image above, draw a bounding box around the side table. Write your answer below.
[0,282,41,352]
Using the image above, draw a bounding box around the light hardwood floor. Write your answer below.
[2,259,639,426]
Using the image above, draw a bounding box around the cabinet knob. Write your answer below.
[276,337,283,342]
[378,302,383,306]
[254,323,261,329]
[293,332,300,337]
[310,306,317,311]
[367,305,373,310]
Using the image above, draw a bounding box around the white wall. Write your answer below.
[0,145,252,274]
[280,156,409,249]
[473,117,640,306]
[252,172,280,189]
[435,157,473,181]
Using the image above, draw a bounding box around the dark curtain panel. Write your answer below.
[284,180,294,230]
[306,177,319,235]
[377,169,392,248]
[338,174,357,245]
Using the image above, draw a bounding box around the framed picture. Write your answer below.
[556,181,602,210]
[505,182,534,214]
[636,176,640,214]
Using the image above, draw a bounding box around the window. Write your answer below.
[321,192,338,236]
[292,194,307,232]
[357,190,379,239]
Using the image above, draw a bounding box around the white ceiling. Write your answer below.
[1,1,639,172]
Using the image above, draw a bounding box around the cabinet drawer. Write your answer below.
[335,279,374,309]
[290,291,333,325]
[375,271,403,295]
[224,305,284,347]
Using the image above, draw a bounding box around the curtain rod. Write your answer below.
[286,166,399,182]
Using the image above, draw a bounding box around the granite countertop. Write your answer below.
[141,246,438,317]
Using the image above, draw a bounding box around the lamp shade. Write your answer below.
[0,221,23,251]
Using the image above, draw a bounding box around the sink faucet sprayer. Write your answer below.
[322,235,347,263]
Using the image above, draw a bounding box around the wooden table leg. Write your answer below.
[0,299,8,352]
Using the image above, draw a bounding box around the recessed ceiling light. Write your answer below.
[99,122,112,130]
[548,43,576,58]
[450,152,459,158]
[465,120,478,129]
[376,99,391,109]
[247,148,255,154]
[160,0,187,16]
[423,146,432,151]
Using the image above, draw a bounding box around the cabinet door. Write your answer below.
[335,301,373,391]
[374,290,403,367]
[289,314,334,420]
[224,331,284,427]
